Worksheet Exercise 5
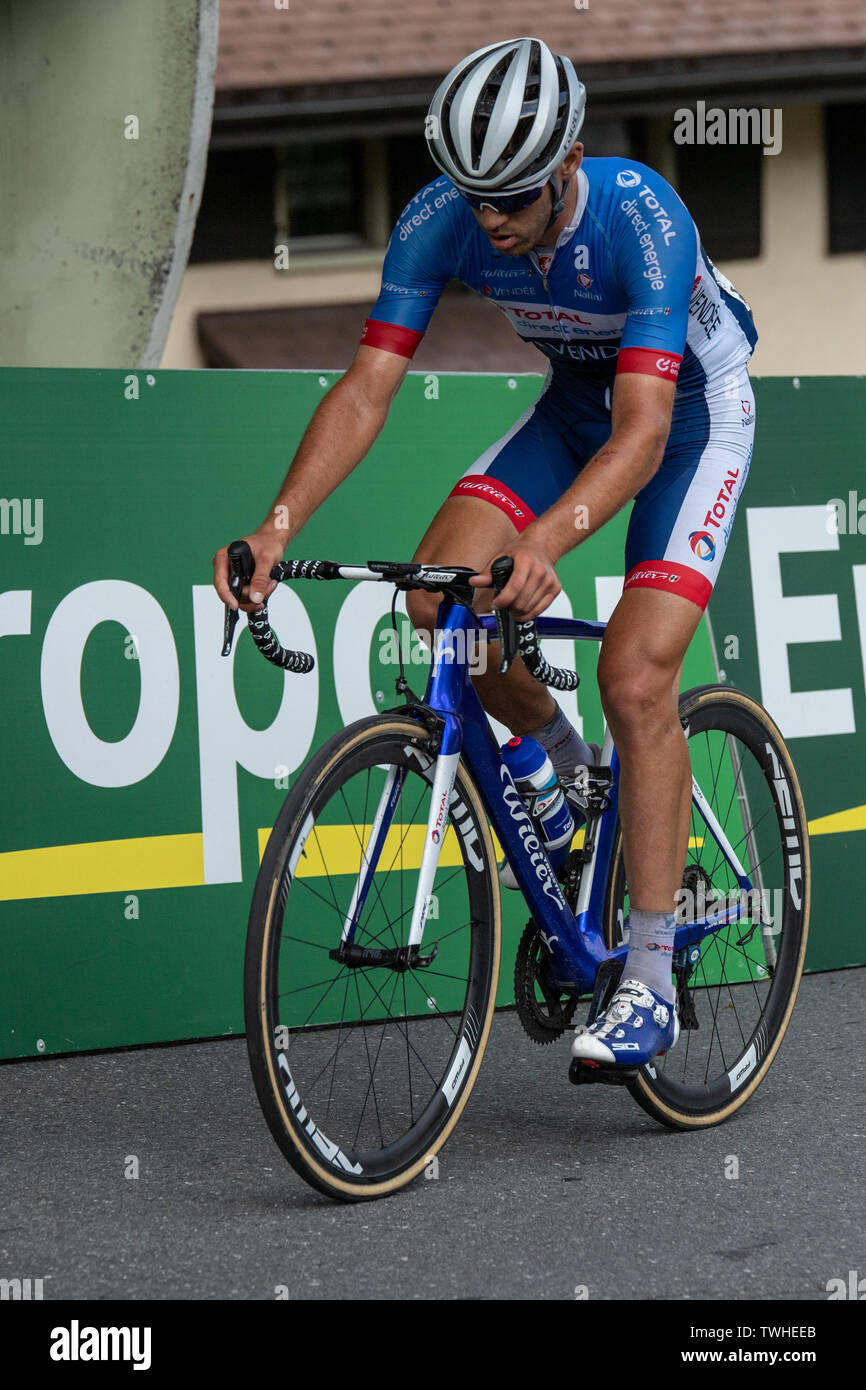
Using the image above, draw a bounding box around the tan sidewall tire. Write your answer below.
[253,718,502,1199]
[604,687,810,1129]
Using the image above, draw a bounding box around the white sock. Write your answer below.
[623,909,677,1003]
[527,705,595,782]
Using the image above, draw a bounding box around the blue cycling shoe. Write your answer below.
[571,978,679,1067]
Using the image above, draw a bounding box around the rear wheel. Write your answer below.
[244,714,501,1200]
[603,685,810,1128]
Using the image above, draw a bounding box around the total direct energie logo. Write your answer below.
[689,530,716,561]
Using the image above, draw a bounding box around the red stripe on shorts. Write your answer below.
[623,560,712,610]
[448,476,536,532]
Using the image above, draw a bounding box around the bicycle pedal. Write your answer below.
[568,1058,638,1087]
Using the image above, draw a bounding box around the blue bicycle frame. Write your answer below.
[346,597,758,998]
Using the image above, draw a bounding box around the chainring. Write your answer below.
[514,921,579,1044]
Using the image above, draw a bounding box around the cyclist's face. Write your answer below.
[471,187,555,255]
[469,144,583,255]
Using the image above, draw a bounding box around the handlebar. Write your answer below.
[220,542,578,691]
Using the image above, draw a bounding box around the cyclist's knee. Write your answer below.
[598,661,677,742]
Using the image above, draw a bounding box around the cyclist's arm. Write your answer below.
[214,180,457,609]
[477,167,694,612]
[473,373,675,615]
[516,371,676,566]
[213,345,410,608]
[259,344,409,563]
[524,170,695,565]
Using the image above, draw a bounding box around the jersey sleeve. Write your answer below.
[361,181,462,359]
[610,164,697,384]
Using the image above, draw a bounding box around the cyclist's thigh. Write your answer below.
[415,388,594,564]
[622,367,755,613]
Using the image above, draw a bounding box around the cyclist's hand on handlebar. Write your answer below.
[470,538,561,621]
[213,531,286,612]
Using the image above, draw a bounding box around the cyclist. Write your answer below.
[213,36,757,1073]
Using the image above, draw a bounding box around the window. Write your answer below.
[674,142,761,261]
[825,103,866,254]
[281,141,365,246]
[190,148,276,262]
[190,141,366,262]
[386,133,431,226]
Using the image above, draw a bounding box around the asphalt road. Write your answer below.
[1,967,863,1301]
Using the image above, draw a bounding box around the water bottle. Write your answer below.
[499,737,574,890]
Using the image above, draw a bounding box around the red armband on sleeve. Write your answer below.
[616,347,682,382]
[361,319,424,359]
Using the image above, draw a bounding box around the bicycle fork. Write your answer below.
[333,737,460,968]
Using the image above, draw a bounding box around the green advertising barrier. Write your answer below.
[0,369,855,1059]
[708,376,866,973]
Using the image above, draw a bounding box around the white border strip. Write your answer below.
[144,0,220,367]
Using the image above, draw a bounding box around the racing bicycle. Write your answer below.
[222,543,810,1202]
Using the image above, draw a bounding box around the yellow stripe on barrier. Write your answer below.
[256,823,465,875]
[0,833,205,901]
[256,823,590,872]
[1,805,851,904]
[807,805,866,836]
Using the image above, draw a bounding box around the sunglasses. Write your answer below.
[457,184,546,213]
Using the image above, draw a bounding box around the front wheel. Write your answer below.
[604,685,810,1128]
[244,714,501,1200]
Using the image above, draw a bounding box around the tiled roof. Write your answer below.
[216,0,866,89]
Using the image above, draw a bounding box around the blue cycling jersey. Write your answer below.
[362,158,757,394]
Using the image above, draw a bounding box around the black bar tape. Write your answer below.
[272,559,341,581]
[246,608,315,674]
[516,621,580,691]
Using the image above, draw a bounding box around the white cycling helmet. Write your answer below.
[426,37,586,194]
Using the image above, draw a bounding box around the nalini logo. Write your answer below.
[689,530,717,561]
[482,284,492,296]
[616,169,641,188]
[577,272,592,288]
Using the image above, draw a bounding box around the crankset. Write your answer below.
[514,921,579,1044]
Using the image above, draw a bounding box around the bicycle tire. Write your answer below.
[603,684,810,1128]
[244,713,501,1200]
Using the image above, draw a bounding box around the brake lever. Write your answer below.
[222,539,256,656]
[490,555,518,675]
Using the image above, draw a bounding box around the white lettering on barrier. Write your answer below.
[191,585,318,884]
[40,581,179,787]
[746,506,854,738]
[333,583,409,727]
[0,590,31,640]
